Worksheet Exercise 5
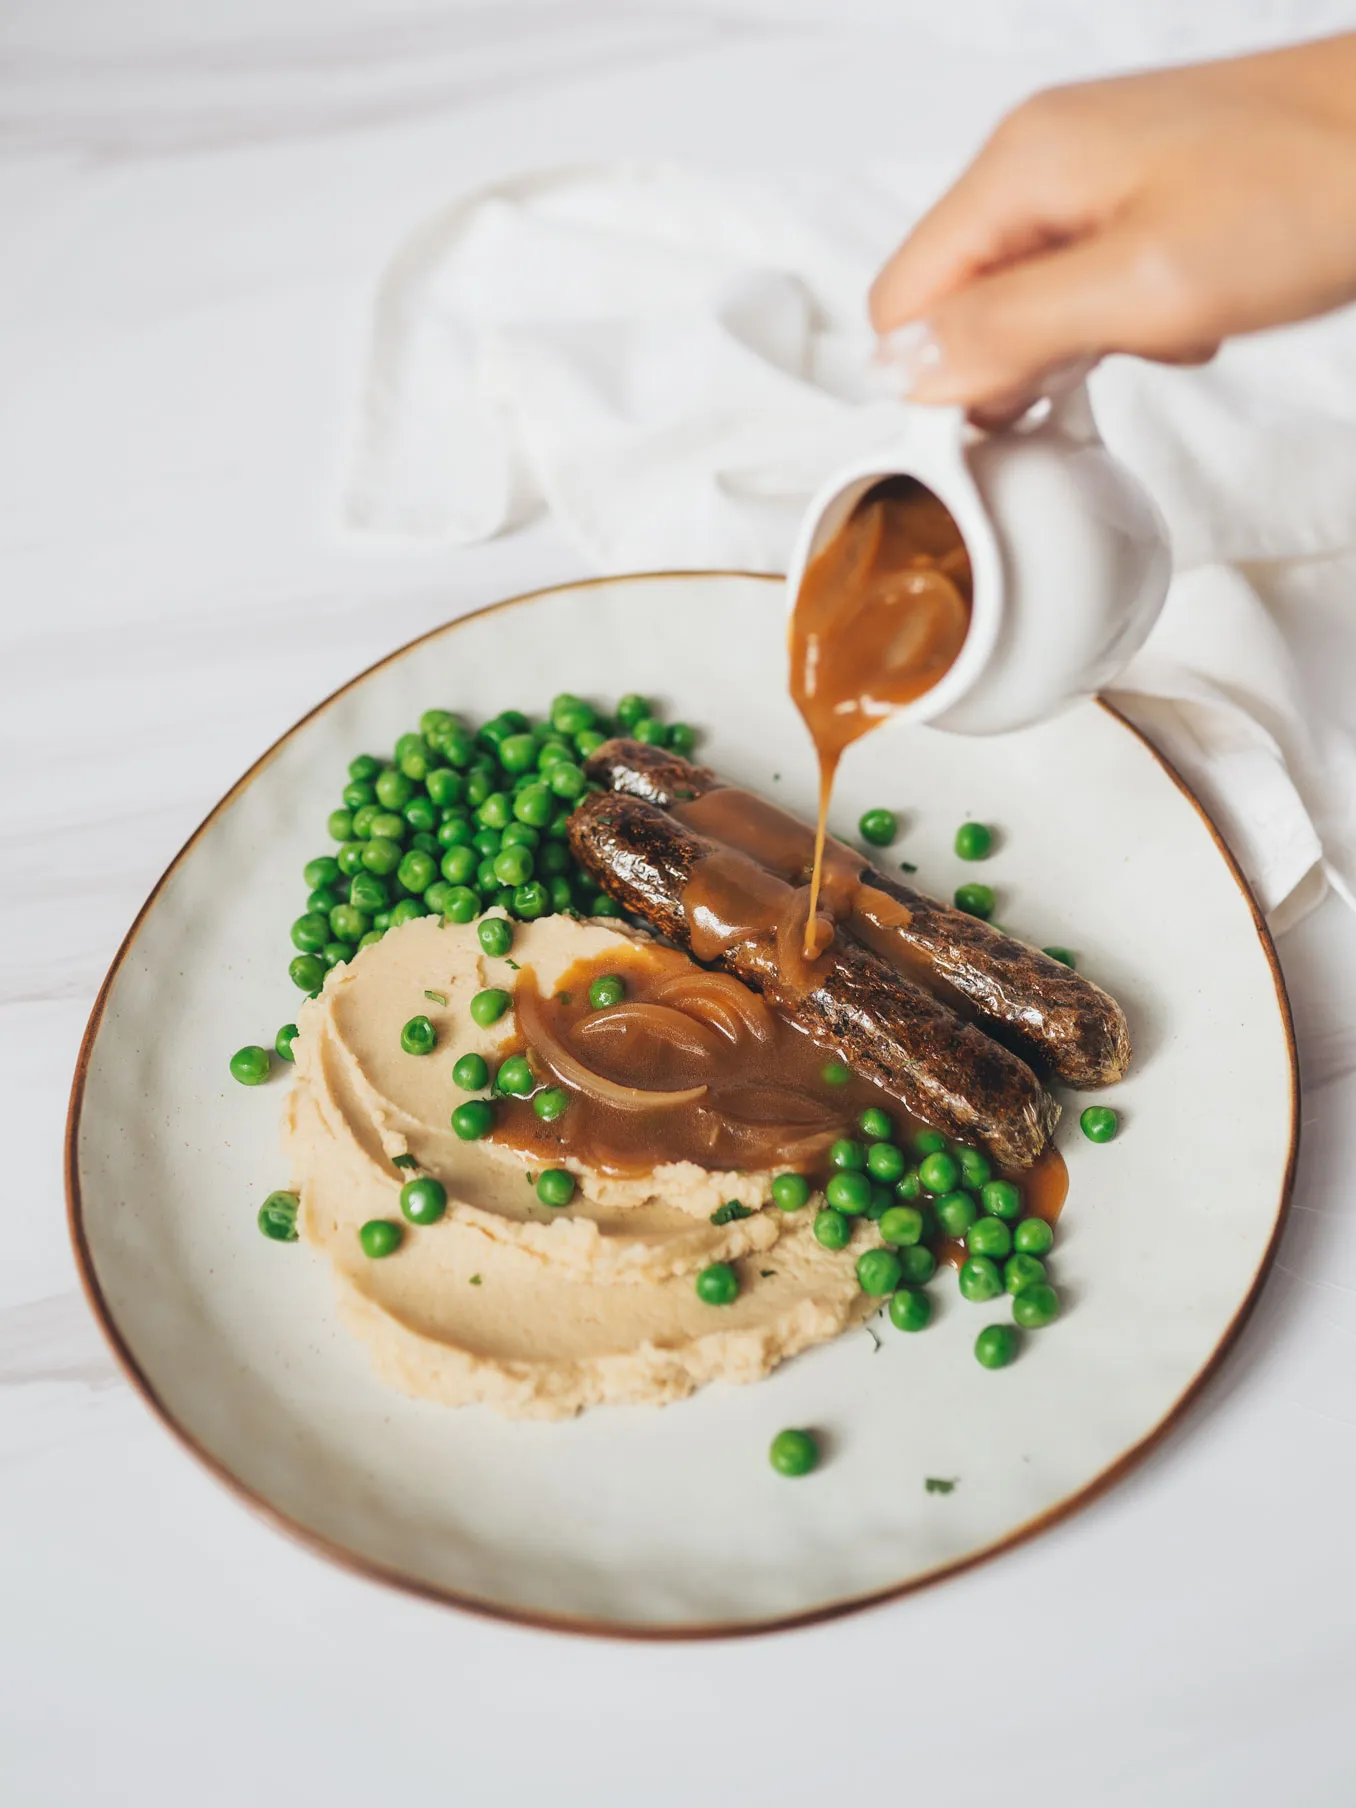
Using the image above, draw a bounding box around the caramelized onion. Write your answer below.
[516,985,708,1112]
[575,1001,721,1058]
[652,971,774,1043]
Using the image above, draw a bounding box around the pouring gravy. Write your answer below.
[789,476,972,954]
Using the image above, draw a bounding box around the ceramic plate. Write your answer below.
[67,573,1297,1637]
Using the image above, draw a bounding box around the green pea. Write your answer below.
[829,1138,865,1171]
[980,1179,1023,1221]
[322,940,355,969]
[229,1045,271,1086]
[400,1015,437,1057]
[357,931,384,950]
[291,912,329,954]
[866,1141,906,1183]
[361,837,402,877]
[857,1248,903,1296]
[913,1128,948,1155]
[575,729,607,759]
[918,1151,960,1194]
[897,1244,937,1285]
[329,903,369,943]
[426,768,466,808]
[959,1255,1003,1303]
[397,744,430,784]
[369,811,406,844]
[975,1324,1019,1369]
[588,974,626,1009]
[536,1168,576,1208]
[546,809,575,842]
[889,1288,933,1332]
[501,822,540,850]
[348,754,383,784]
[389,898,426,927]
[299,891,335,921]
[1005,1253,1047,1295]
[350,804,380,841]
[275,1023,299,1063]
[258,1191,299,1241]
[493,845,534,887]
[695,1261,739,1305]
[1014,1217,1054,1256]
[419,709,457,740]
[336,840,366,877]
[349,872,389,915]
[548,876,574,913]
[894,1167,923,1201]
[464,770,493,808]
[954,882,995,920]
[878,1204,923,1247]
[633,717,667,745]
[442,730,477,769]
[588,892,622,918]
[536,740,570,772]
[552,699,597,738]
[513,784,555,828]
[439,845,478,887]
[497,732,537,774]
[770,1173,810,1212]
[617,693,650,728]
[512,881,550,920]
[954,821,993,861]
[537,841,570,878]
[438,814,475,849]
[956,1146,992,1188]
[399,1176,446,1225]
[1043,946,1077,968]
[476,857,499,892]
[375,768,414,810]
[533,1087,571,1122]
[1080,1106,1119,1143]
[451,1100,494,1141]
[477,791,512,831]
[327,808,354,842]
[496,1055,535,1097]
[1012,1282,1060,1328]
[397,849,437,893]
[813,1207,850,1250]
[858,808,896,847]
[303,856,341,890]
[289,953,326,992]
[471,829,503,861]
[359,1219,403,1259]
[452,1053,490,1092]
[858,1106,892,1140]
[769,1428,818,1477]
[475,916,513,958]
[469,988,510,1029]
[441,886,480,924]
[825,1170,872,1215]
[968,1217,1012,1261]
[863,1186,889,1220]
[934,1190,978,1238]
[667,723,697,756]
[821,1061,851,1087]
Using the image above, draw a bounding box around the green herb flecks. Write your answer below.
[925,1477,958,1495]
[710,1201,754,1226]
[424,990,447,1005]
[392,1153,419,1171]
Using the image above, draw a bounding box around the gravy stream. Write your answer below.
[788,477,972,954]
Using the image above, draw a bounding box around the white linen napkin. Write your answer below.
[345,164,1356,932]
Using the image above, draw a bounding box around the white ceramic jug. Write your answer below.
[784,386,1171,735]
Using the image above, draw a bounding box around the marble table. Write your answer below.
[4,3,1355,1801]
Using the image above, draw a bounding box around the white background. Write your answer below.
[4,2,1356,1803]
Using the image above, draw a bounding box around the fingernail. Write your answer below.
[874,320,944,398]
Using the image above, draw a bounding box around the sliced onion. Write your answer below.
[575,1001,721,1058]
[516,986,708,1112]
[652,971,774,1043]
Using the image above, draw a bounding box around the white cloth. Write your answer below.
[345,164,1356,932]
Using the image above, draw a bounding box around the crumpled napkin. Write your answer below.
[345,164,1356,931]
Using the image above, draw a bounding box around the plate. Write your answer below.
[66,572,1297,1637]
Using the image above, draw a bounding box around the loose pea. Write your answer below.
[538,841,571,877]
[954,882,995,920]
[548,875,574,913]
[303,855,341,890]
[821,1061,851,1087]
[329,904,369,943]
[400,1015,437,1057]
[895,1167,923,1201]
[633,717,667,746]
[546,808,575,842]
[980,1179,1023,1222]
[956,1146,992,1188]
[589,893,622,918]
[588,974,625,1009]
[889,1288,933,1332]
[769,1428,818,1477]
[954,821,993,861]
[357,930,383,949]
[336,840,366,876]
[470,988,511,1028]
[1014,1217,1054,1257]
[959,1255,1003,1303]
[667,723,697,755]
[1013,1282,1060,1328]
[438,814,475,849]
[968,1216,1012,1261]
[1080,1106,1119,1143]
[442,886,480,924]
[934,1191,978,1238]
[322,940,355,968]
[918,1150,960,1194]
[397,849,437,893]
[476,856,499,892]
[303,889,338,920]
[975,1324,1019,1369]
[858,808,896,847]
[349,872,389,915]
[574,729,607,759]
[493,845,534,888]
[1043,946,1076,968]
[866,1141,906,1183]
[536,1168,577,1208]
[464,770,493,808]
[1005,1253,1047,1295]
[829,1138,865,1171]
[866,1186,893,1220]
[349,754,383,783]
[859,1106,892,1140]
[913,1128,948,1155]
[350,803,380,840]
[289,953,325,992]
[426,768,466,808]
[513,784,555,828]
[258,1191,299,1241]
[400,1176,447,1225]
[403,795,437,834]
[825,1170,872,1215]
[898,1244,937,1285]
[496,1055,535,1097]
[361,837,402,877]
[501,822,540,850]
[451,1100,494,1141]
[452,1053,490,1092]
[275,1022,299,1062]
[536,740,571,772]
[440,845,478,886]
[512,881,551,920]
[327,808,354,842]
[291,912,330,954]
[372,910,392,932]
[771,1173,811,1212]
[375,768,414,810]
[878,1204,923,1247]
[696,1261,739,1305]
[389,898,426,927]
[548,762,586,801]
[498,733,538,774]
[617,693,650,728]
[477,791,512,831]
[492,887,518,916]
[533,1087,571,1122]
[368,811,406,843]
[229,1045,271,1086]
[552,700,597,738]
[359,1219,403,1259]
[442,731,477,769]
[813,1207,850,1250]
[419,709,457,740]
[857,1248,903,1296]
[477,916,514,958]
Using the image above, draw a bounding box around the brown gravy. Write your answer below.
[788,476,972,953]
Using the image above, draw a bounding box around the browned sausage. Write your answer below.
[569,791,1059,1170]
[582,738,1130,1088]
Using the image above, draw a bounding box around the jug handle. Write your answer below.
[1045,378,1101,446]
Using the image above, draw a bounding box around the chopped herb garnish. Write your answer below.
[759,1269,775,1278]
[469,1274,482,1286]
[772,773,781,782]
[555,991,572,1005]
[865,1324,882,1353]
[505,959,520,971]
[925,1477,957,1495]
[674,789,697,802]
[423,990,447,1005]
[392,1153,419,1171]
[710,1201,754,1225]
[899,861,918,873]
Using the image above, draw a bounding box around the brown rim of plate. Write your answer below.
[64,570,1300,1644]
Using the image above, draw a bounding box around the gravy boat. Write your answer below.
[785,384,1171,735]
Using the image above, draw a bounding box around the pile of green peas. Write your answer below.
[283,692,697,999]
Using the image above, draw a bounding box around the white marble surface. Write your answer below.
[4,3,1356,1802]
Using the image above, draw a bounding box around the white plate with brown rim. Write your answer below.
[66,571,1297,1639]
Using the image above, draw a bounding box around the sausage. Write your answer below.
[569,791,1059,1170]
[582,738,1130,1088]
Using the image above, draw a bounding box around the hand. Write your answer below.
[869,35,1356,423]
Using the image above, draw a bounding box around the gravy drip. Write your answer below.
[788,477,972,954]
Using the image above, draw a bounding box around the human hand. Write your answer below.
[869,34,1356,423]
